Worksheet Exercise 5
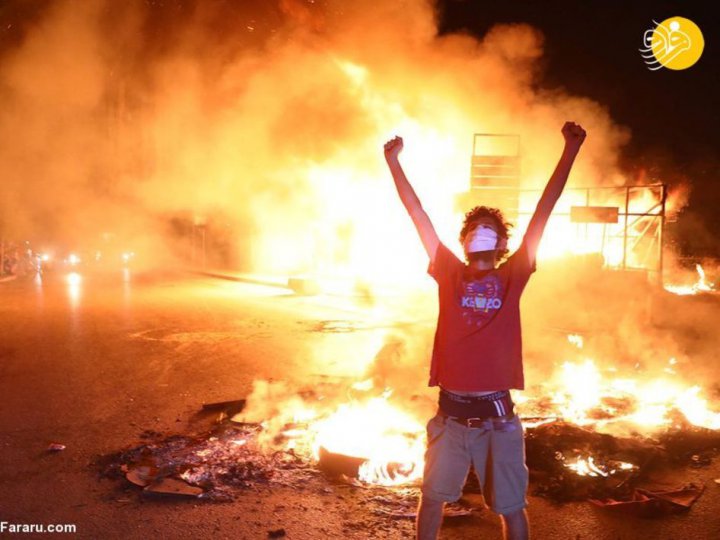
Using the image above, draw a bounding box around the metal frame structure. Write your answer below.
[467,134,522,220]
[465,133,668,281]
[472,184,668,280]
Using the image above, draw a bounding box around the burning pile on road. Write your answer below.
[99,350,720,513]
[520,335,720,431]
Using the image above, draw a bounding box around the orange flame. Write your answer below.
[312,396,425,486]
[563,455,637,477]
[665,264,715,296]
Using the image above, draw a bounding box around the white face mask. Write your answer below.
[464,226,498,253]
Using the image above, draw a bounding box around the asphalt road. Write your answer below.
[0,270,718,539]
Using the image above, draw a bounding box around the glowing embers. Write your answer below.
[561,454,637,478]
[665,264,715,295]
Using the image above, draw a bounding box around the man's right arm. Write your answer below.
[384,136,440,263]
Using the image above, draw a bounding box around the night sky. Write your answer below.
[438,0,720,256]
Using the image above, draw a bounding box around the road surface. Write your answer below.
[0,270,718,539]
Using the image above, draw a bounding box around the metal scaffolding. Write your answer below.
[460,133,668,281]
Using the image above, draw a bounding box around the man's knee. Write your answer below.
[419,495,444,511]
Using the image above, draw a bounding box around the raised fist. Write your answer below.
[384,136,404,160]
[562,122,587,150]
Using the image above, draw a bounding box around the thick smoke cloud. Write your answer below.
[0,0,629,271]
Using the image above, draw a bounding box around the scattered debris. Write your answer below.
[525,420,665,502]
[47,442,66,452]
[124,464,155,487]
[658,425,720,464]
[318,446,365,478]
[99,422,311,500]
[201,399,247,418]
[338,474,364,488]
[590,483,705,517]
[311,320,369,333]
[97,403,717,519]
[689,453,713,468]
[525,421,667,474]
[373,500,473,519]
[144,477,204,498]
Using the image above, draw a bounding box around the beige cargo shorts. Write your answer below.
[421,413,528,515]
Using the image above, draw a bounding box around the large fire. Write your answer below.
[250,161,716,486]
[239,324,720,487]
[524,335,720,431]
[240,170,716,485]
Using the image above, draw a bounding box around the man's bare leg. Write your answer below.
[416,496,444,540]
[501,509,529,540]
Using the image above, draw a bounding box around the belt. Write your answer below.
[438,388,514,419]
[440,412,516,429]
[440,389,509,404]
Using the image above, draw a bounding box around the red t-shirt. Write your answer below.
[427,241,535,391]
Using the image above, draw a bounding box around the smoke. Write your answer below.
[0,0,630,270]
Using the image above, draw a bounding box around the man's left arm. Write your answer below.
[523,121,587,266]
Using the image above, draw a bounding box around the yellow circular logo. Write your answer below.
[641,16,704,70]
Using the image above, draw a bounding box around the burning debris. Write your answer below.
[99,422,313,501]
[97,264,720,526]
[98,373,719,519]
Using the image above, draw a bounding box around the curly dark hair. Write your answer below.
[459,206,512,259]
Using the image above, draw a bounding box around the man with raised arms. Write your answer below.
[383,122,587,540]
